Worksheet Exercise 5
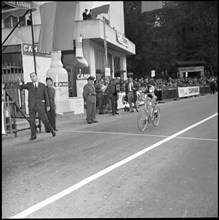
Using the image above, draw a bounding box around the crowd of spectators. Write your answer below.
[95,75,217,93]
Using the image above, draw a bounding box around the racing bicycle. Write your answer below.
[137,93,160,132]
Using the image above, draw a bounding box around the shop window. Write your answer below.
[4,16,12,28]
[94,48,105,71]
[114,56,121,71]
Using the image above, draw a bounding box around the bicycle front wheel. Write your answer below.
[137,108,148,131]
[152,105,160,127]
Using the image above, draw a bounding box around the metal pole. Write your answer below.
[103,16,108,70]
[30,9,37,74]
[2,9,30,46]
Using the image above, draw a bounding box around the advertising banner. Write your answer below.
[178,86,200,98]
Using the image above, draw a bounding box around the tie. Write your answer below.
[34,83,37,92]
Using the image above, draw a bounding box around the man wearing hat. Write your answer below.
[83,76,99,124]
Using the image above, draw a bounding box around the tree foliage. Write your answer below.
[124,1,218,78]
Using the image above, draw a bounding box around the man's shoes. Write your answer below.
[88,121,92,124]
[99,112,104,115]
[54,129,58,131]
[29,137,36,141]
[92,120,99,123]
[131,110,134,112]
[46,131,50,133]
[52,131,56,137]
[115,112,119,114]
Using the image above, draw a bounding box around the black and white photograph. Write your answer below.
[2,1,218,218]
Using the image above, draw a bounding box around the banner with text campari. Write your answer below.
[178,86,200,98]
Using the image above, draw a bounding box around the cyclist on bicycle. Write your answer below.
[144,78,157,116]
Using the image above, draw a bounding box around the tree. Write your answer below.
[124,1,218,78]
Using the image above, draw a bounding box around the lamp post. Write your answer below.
[30,9,37,75]
[103,16,108,72]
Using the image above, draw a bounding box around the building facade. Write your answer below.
[2,1,136,114]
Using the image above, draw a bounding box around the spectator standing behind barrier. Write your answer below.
[210,78,217,94]
[44,77,58,132]
[95,78,105,114]
[125,77,138,112]
[19,72,56,141]
[83,76,99,124]
[105,79,119,115]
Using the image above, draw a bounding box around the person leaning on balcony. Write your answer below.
[19,72,56,141]
[87,10,92,19]
[44,77,58,132]
[82,9,88,20]
[83,76,99,124]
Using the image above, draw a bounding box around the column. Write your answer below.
[46,51,70,114]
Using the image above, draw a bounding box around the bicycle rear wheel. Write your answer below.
[137,108,148,131]
[152,105,160,126]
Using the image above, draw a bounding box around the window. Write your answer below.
[3,15,26,28]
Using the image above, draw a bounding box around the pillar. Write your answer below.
[46,51,70,114]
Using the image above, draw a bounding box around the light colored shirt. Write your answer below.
[34,81,38,88]
[129,82,133,91]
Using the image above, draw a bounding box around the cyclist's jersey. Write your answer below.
[146,85,155,93]
[145,84,156,100]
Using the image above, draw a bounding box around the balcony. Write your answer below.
[2,19,135,55]
[74,19,136,55]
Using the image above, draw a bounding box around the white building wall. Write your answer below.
[78,1,124,34]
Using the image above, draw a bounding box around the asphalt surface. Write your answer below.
[2,93,218,218]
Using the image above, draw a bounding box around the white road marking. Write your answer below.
[59,130,218,142]
[10,113,218,218]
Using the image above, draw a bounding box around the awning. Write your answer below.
[74,57,88,68]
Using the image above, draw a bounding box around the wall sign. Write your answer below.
[22,43,51,57]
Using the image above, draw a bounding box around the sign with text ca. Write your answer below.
[22,43,51,57]
[178,86,200,98]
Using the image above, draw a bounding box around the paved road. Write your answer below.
[2,94,218,218]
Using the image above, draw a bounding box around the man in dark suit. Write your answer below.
[95,78,105,114]
[44,77,58,132]
[19,72,56,140]
[125,77,139,112]
[83,76,99,124]
[105,79,119,115]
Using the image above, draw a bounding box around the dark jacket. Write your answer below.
[46,86,56,110]
[20,82,50,110]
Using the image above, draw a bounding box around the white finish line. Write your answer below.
[10,113,218,218]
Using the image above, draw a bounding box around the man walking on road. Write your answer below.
[83,76,99,124]
[19,72,56,140]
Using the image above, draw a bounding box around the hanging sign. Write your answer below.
[151,70,155,77]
